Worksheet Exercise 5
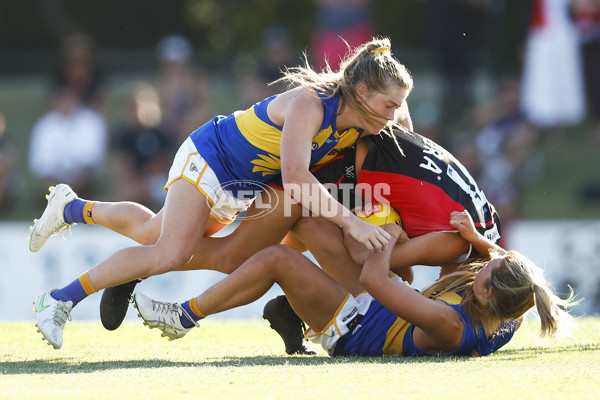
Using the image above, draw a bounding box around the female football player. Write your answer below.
[30,125,501,344]
[31,37,413,349]
[132,210,576,357]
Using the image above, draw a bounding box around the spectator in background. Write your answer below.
[237,25,298,108]
[28,87,108,198]
[155,35,213,143]
[422,0,484,146]
[467,77,541,246]
[573,0,600,202]
[310,0,376,71]
[51,33,105,113]
[573,0,600,145]
[112,82,173,210]
[29,33,108,198]
[521,0,585,132]
[0,112,18,213]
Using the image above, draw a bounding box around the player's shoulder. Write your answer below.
[273,87,324,121]
[276,86,322,107]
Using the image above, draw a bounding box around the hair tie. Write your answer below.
[370,46,389,55]
[530,283,536,292]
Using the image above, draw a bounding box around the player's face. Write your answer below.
[357,84,409,134]
[473,257,503,306]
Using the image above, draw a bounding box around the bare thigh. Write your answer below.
[87,179,212,288]
[195,245,348,332]
[182,187,304,273]
[292,216,365,295]
[88,201,226,246]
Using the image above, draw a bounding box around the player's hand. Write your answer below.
[343,230,370,265]
[344,217,391,252]
[449,210,478,242]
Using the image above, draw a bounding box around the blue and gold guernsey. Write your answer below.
[333,291,518,357]
[189,93,363,198]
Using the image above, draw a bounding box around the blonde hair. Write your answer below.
[421,250,577,340]
[274,36,413,122]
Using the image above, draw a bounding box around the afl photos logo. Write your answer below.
[206,180,281,221]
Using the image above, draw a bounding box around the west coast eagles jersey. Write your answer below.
[308,129,501,243]
[333,290,518,357]
[190,93,363,198]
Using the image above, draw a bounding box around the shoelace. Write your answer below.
[179,306,200,328]
[53,224,74,241]
[53,302,72,327]
[151,299,177,316]
[150,300,199,329]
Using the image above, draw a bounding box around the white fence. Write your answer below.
[0,220,598,322]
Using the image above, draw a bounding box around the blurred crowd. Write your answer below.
[1,0,599,234]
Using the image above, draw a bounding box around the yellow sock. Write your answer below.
[83,201,97,224]
[78,272,98,295]
[188,297,207,318]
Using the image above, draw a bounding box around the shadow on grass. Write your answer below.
[492,343,600,361]
[2,343,598,374]
[0,355,443,375]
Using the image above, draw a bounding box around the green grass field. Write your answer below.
[1,317,599,400]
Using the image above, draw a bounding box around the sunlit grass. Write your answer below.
[1,317,599,400]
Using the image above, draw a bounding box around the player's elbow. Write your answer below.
[359,267,381,292]
[281,165,303,186]
[281,167,310,197]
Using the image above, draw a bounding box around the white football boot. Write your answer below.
[29,184,78,252]
[34,289,73,349]
[133,293,198,341]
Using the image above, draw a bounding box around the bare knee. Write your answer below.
[135,230,159,246]
[218,253,252,274]
[246,245,297,279]
[131,217,161,245]
[146,246,194,276]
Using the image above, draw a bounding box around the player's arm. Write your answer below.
[278,89,390,251]
[449,210,506,256]
[359,224,463,352]
[387,231,470,270]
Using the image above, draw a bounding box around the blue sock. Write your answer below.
[64,198,88,224]
[51,279,89,307]
[180,300,203,328]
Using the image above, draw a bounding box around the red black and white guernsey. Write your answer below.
[306,128,502,246]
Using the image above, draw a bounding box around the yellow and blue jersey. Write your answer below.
[189,93,363,198]
[333,291,518,357]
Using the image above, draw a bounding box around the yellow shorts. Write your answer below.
[165,137,255,223]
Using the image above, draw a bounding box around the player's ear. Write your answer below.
[355,83,368,101]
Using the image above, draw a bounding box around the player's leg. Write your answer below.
[29,184,156,252]
[98,205,225,331]
[181,187,303,273]
[90,202,227,244]
[279,231,308,252]
[133,245,348,340]
[27,184,168,332]
[292,216,365,294]
[260,216,365,354]
[88,179,210,286]
[101,186,299,330]
[29,184,226,251]
[387,231,470,272]
[34,179,211,349]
